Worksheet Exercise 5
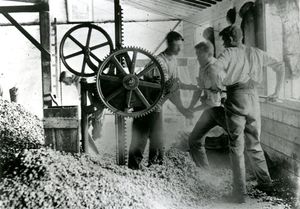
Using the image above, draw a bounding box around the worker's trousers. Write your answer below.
[91,108,104,139]
[225,84,272,195]
[188,106,226,168]
[128,111,164,169]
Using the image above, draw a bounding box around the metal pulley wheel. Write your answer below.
[60,23,113,77]
[96,47,166,118]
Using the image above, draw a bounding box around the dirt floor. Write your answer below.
[0,100,298,209]
[95,113,298,209]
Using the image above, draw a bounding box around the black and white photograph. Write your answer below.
[0,0,300,208]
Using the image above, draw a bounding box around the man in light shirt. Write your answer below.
[59,71,104,140]
[188,41,227,169]
[210,25,285,203]
[128,31,193,170]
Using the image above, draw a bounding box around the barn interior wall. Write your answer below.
[0,1,299,179]
[0,20,183,118]
[0,25,43,117]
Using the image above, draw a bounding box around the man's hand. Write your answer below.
[185,109,194,119]
[165,77,180,94]
[259,92,282,102]
[178,107,193,119]
[265,92,281,103]
[190,103,208,112]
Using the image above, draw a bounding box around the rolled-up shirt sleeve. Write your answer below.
[214,49,231,72]
[261,51,284,72]
[208,66,226,90]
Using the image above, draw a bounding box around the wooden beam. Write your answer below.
[40,8,52,108]
[137,0,198,17]
[184,0,212,7]
[142,0,199,13]
[125,0,190,19]
[80,79,89,153]
[4,0,42,3]
[2,12,50,57]
[44,118,78,129]
[171,0,206,9]
[0,3,48,13]
[0,18,181,27]
[195,0,217,5]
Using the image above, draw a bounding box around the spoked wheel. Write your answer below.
[96,47,166,118]
[60,23,113,77]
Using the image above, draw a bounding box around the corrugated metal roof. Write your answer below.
[123,0,223,19]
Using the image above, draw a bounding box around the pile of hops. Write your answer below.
[0,147,231,209]
[0,99,44,174]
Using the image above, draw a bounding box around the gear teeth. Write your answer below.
[123,117,129,164]
[120,7,124,47]
[96,46,166,118]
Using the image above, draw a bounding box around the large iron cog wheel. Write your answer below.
[96,47,166,118]
[60,23,113,77]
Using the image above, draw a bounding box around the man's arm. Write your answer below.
[179,81,199,90]
[168,90,193,118]
[207,64,226,92]
[271,63,285,98]
[188,89,203,109]
[262,53,285,98]
[163,77,193,118]
[206,49,230,91]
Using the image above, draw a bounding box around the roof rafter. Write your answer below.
[171,0,206,9]
[3,0,41,4]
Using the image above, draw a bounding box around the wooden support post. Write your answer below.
[114,0,123,49]
[255,0,266,51]
[255,0,268,95]
[115,115,126,165]
[39,3,52,108]
[80,79,89,153]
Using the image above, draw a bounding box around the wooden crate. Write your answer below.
[44,106,80,153]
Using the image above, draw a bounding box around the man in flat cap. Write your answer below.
[209,25,285,203]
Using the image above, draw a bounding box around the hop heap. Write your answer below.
[0,99,44,173]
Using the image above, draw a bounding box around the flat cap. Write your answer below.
[219,25,243,42]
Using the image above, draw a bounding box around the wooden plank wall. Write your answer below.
[44,106,80,153]
[261,102,300,177]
